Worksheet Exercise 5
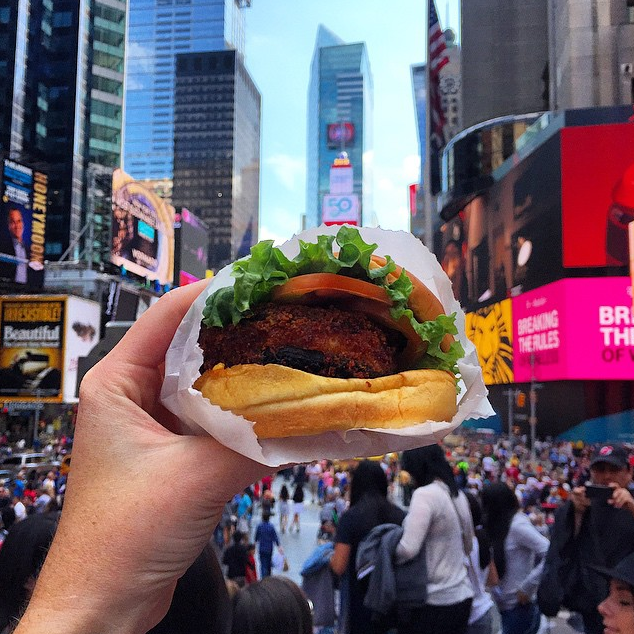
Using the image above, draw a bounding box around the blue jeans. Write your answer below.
[500,602,541,634]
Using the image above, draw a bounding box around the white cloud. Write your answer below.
[265,154,306,191]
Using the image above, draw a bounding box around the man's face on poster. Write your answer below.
[8,209,24,242]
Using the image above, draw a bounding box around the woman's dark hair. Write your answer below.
[401,445,459,497]
[464,491,491,570]
[349,460,388,507]
[232,576,312,634]
[149,544,232,634]
[0,512,59,629]
[481,482,519,579]
[279,485,289,501]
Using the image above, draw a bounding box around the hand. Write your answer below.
[516,590,531,605]
[15,281,273,634]
[570,485,590,514]
[608,483,634,514]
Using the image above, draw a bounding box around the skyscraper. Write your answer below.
[0,0,126,259]
[460,0,549,129]
[123,0,248,181]
[306,25,373,229]
[172,49,260,272]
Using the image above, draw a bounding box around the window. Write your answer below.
[628,0,634,24]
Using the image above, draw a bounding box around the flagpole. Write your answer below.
[423,0,433,251]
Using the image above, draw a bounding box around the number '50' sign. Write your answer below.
[322,194,360,224]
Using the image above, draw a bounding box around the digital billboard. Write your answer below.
[465,299,514,385]
[0,297,65,401]
[174,208,208,286]
[512,277,633,382]
[327,122,355,149]
[111,168,174,285]
[561,123,634,268]
[439,135,563,312]
[0,160,48,287]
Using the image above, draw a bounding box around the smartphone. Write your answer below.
[585,484,613,502]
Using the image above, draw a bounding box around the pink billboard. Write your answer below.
[513,277,633,382]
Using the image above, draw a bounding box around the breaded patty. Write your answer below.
[198,302,404,379]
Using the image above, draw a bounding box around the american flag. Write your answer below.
[428,0,449,149]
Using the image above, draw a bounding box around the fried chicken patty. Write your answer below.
[198,302,405,379]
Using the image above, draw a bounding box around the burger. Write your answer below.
[193,226,464,438]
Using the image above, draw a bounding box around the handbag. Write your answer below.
[272,548,289,572]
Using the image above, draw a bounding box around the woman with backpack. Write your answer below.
[481,482,549,634]
[330,460,405,634]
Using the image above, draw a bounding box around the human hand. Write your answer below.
[15,281,275,634]
[571,485,590,514]
[608,483,634,514]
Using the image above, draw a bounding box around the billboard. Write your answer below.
[63,296,101,403]
[0,297,65,401]
[322,194,360,226]
[465,299,514,385]
[561,123,634,268]
[174,208,208,286]
[439,135,563,312]
[512,277,633,382]
[111,168,174,285]
[327,122,355,149]
[0,160,48,287]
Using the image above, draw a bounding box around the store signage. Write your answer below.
[322,194,360,226]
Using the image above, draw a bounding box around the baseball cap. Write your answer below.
[590,552,634,588]
[590,444,630,470]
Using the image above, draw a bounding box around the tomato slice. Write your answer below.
[270,273,392,305]
[270,273,427,369]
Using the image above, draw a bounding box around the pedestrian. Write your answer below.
[231,576,312,634]
[254,512,282,578]
[595,552,634,634]
[279,484,290,534]
[236,487,252,535]
[538,444,634,634]
[482,482,549,634]
[222,531,249,587]
[464,492,499,634]
[245,543,257,584]
[291,480,305,533]
[395,445,475,634]
[330,460,405,634]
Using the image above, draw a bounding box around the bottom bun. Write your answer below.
[193,364,457,439]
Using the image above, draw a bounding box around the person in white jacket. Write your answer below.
[395,445,475,634]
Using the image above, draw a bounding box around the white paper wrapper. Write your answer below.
[161,225,493,466]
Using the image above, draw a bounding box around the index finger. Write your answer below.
[106,280,209,370]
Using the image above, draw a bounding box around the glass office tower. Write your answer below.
[124,0,247,180]
[172,49,260,272]
[0,0,126,260]
[306,25,373,228]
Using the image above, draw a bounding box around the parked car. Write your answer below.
[0,453,60,475]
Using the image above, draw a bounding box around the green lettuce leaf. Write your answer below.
[202,226,464,378]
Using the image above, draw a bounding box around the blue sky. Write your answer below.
[245,1,460,244]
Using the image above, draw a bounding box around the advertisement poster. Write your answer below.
[63,297,101,402]
[111,168,174,285]
[0,159,48,287]
[174,208,208,286]
[512,277,633,382]
[465,299,514,385]
[0,297,65,401]
[561,123,634,268]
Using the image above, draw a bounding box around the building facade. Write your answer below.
[172,49,260,272]
[460,0,549,130]
[548,0,634,110]
[123,0,247,181]
[305,25,373,229]
[0,0,125,261]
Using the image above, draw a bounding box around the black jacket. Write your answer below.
[538,497,634,616]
